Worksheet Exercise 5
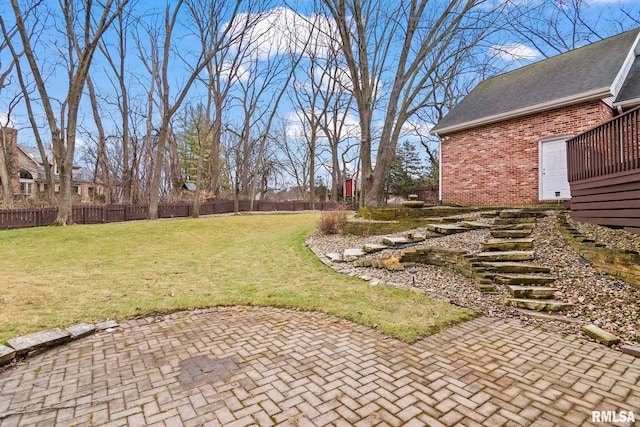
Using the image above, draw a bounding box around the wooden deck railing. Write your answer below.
[567,105,640,182]
[566,105,640,234]
[0,200,357,230]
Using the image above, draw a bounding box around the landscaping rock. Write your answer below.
[0,344,16,365]
[479,262,550,274]
[66,323,96,339]
[484,238,533,252]
[326,252,343,262]
[343,248,366,260]
[582,324,621,346]
[6,328,71,356]
[495,273,556,285]
[96,320,119,331]
[490,229,532,239]
[475,251,535,262]
[620,345,640,358]
[363,243,388,253]
[382,236,413,246]
[494,217,537,225]
[504,298,573,312]
[425,224,470,235]
[507,285,556,299]
[459,221,491,230]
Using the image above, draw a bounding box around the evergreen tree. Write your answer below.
[385,141,426,198]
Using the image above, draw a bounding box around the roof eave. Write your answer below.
[613,97,640,108]
[430,87,612,136]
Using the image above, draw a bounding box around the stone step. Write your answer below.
[495,273,556,285]
[382,236,413,246]
[363,243,388,253]
[514,309,584,325]
[504,298,573,312]
[494,217,537,226]
[476,283,499,294]
[475,251,535,262]
[507,285,556,299]
[459,221,491,230]
[343,248,366,260]
[499,210,545,219]
[483,238,533,252]
[492,223,536,231]
[425,223,470,235]
[490,229,532,239]
[479,262,550,274]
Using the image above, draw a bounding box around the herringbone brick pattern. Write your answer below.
[1,307,639,426]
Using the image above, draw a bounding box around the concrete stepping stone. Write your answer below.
[507,285,556,299]
[6,328,71,356]
[363,243,388,253]
[0,344,16,365]
[475,251,535,262]
[382,236,413,246]
[504,298,573,312]
[490,229,532,238]
[66,323,96,339]
[582,324,621,346]
[425,223,470,235]
[96,320,119,331]
[484,238,533,252]
[495,273,556,285]
[326,252,343,262]
[343,248,366,260]
[478,262,550,274]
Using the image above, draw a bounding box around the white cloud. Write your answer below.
[0,113,16,128]
[226,7,341,61]
[218,62,248,83]
[489,43,541,61]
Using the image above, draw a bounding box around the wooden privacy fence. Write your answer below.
[0,200,356,230]
[566,105,640,233]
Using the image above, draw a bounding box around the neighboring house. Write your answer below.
[430,28,640,207]
[2,127,102,203]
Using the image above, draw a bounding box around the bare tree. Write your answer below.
[0,20,18,208]
[4,0,129,224]
[501,0,634,59]
[137,0,246,220]
[320,0,499,206]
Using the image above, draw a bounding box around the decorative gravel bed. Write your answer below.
[307,211,640,348]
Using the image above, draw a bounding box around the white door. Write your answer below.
[540,138,570,200]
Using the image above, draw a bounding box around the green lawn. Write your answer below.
[0,213,474,343]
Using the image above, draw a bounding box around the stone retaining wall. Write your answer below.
[397,246,477,279]
[557,216,640,288]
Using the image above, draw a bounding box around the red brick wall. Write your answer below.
[440,100,615,206]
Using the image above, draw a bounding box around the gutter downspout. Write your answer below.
[434,133,443,205]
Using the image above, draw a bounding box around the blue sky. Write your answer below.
[1,0,639,176]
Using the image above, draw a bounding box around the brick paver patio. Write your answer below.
[1,307,639,426]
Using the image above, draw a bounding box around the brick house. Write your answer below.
[430,28,640,207]
[1,127,103,203]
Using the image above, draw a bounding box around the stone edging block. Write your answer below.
[0,344,16,365]
[582,324,621,346]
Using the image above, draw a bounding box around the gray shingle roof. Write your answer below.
[615,56,640,106]
[432,28,640,134]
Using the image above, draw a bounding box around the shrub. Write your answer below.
[318,209,348,234]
